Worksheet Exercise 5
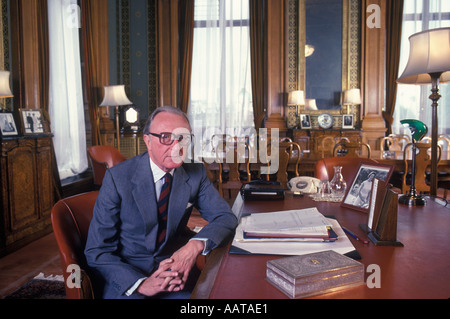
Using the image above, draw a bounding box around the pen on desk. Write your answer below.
[342,227,369,244]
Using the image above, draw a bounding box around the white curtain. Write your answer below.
[48,0,88,179]
[393,0,450,136]
[188,0,254,147]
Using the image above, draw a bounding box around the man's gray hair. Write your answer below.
[143,106,191,135]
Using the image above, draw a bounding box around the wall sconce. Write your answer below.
[0,71,14,112]
[100,85,132,150]
[397,27,450,196]
[342,88,361,115]
[121,105,140,133]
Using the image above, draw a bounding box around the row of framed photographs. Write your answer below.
[0,109,47,138]
[299,114,354,129]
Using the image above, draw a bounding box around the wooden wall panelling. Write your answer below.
[9,0,44,110]
[360,0,387,156]
[264,0,287,133]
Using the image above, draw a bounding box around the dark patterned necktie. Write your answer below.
[157,173,172,246]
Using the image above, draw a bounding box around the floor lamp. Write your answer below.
[397,27,450,196]
[100,85,132,150]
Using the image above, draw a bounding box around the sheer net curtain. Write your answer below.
[393,0,450,136]
[188,0,255,155]
[48,0,88,179]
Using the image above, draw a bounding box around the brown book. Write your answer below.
[266,250,364,298]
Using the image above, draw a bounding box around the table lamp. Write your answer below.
[304,99,318,111]
[0,71,14,112]
[287,90,305,128]
[100,85,132,150]
[398,119,428,206]
[397,27,450,196]
[342,88,361,115]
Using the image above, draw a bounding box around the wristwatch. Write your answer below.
[318,113,334,129]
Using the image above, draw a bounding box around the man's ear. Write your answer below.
[143,134,151,150]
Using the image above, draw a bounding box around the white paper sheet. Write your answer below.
[231,217,356,256]
[243,208,332,236]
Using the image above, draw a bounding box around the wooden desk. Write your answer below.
[192,193,450,299]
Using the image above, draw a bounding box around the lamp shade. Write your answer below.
[343,88,361,104]
[304,99,318,110]
[397,27,450,84]
[100,85,132,106]
[400,119,428,142]
[287,90,305,106]
[0,71,13,98]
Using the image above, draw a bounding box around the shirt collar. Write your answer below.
[149,157,173,182]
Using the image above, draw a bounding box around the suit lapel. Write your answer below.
[166,166,191,240]
[131,153,157,235]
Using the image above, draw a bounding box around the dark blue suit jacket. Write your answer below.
[84,152,237,298]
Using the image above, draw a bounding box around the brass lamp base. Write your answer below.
[398,192,426,206]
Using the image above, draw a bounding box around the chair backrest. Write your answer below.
[216,139,251,197]
[315,157,379,183]
[321,135,336,158]
[265,141,302,184]
[51,191,99,299]
[402,142,442,194]
[333,140,371,158]
[438,135,450,160]
[87,145,127,186]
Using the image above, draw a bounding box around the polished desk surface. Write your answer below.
[192,192,450,299]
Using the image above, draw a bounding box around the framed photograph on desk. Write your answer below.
[300,114,311,129]
[342,114,353,129]
[341,162,394,213]
[0,112,19,138]
[19,109,45,135]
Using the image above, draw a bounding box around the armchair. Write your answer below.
[87,145,127,186]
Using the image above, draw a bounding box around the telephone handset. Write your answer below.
[287,176,321,194]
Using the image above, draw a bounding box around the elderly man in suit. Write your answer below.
[85,106,238,299]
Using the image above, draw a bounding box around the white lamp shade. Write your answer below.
[100,85,132,106]
[397,27,450,84]
[304,99,318,110]
[343,88,362,104]
[0,71,13,98]
[287,90,305,105]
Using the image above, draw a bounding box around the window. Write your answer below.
[48,0,88,179]
[393,0,450,136]
[188,0,254,148]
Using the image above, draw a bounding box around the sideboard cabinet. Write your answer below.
[0,135,55,256]
[292,129,362,157]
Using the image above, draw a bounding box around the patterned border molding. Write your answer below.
[286,0,361,129]
[1,0,12,111]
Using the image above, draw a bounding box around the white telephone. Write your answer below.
[287,176,321,194]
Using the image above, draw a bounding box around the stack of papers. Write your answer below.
[241,208,337,242]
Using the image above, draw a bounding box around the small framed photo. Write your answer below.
[341,162,394,213]
[300,114,311,129]
[342,114,354,129]
[0,112,19,138]
[19,108,45,135]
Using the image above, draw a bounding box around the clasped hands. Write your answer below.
[137,240,204,297]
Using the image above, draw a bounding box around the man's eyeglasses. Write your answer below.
[148,132,193,146]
